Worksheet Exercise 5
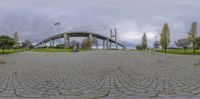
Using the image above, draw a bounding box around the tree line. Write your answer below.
[0,31,99,53]
[0,32,33,53]
[136,22,200,54]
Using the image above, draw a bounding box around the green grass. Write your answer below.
[31,48,91,52]
[0,49,24,54]
[156,48,200,55]
[129,49,146,52]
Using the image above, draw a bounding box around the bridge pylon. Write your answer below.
[110,28,118,49]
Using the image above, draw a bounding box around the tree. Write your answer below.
[175,38,190,54]
[13,32,19,48]
[92,38,98,49]
[141,33,147,50]
[160,23,170,52]
[81,39,89,49]
[188,22,197,53]
[70,40,79,49]
[81,37,97,49]
[153,40,160,50]
[55,44,64,48]
[196,37,200,49]
[136,45,143,50]
[22,39,33,50]
[0,35,15,53]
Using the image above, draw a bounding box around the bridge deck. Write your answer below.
[35,32,126,48]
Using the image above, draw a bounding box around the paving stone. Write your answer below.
[1,51,200,98]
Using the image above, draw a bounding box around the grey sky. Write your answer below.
[0,0,200,47]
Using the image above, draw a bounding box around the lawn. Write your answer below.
[31,48,91,52]
[0,49,24,54]
[156,48,200,55]
[129,49,146,52]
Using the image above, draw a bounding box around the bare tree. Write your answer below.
[70,40,79,49]
[175,38,190,54]
[153,40,160,51]
[81,38,97,49]
[92,38,98,49]
[22,39,33,50]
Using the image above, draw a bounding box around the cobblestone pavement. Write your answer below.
[1,51,200,98]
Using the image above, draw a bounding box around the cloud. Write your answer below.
[0,0,200,48]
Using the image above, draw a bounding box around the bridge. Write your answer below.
[35,32,126,49]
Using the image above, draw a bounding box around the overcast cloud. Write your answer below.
[0,0,200,48]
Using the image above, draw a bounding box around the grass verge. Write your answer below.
[0,49,24,54]
[156,48,200,55]
[31,48,91,52]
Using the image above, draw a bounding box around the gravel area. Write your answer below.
[0,50,200,99]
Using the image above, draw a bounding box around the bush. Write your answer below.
[136,45,143,50]
[55,44,64,49]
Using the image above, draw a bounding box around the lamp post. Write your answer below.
[154,35,157,51]
[54,22,61,48]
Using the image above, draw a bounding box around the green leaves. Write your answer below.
[188,22,197,53]
[0,35,15,48]
[0,35,15,53]
[160,23,170,52]
[141,33,147,50]
[188,22,197,42]
[196,37,200,49]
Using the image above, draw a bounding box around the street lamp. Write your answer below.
[54,22,61,48]
[154,35,158,51]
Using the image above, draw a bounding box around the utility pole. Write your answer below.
[54,22,61,48]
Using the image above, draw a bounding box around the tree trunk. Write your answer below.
[184,48,186,54]
[2,46,4,54]
[193,42,196,53]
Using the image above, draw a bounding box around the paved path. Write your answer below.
[1,51,200,99]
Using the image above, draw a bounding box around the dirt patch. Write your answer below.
[0,58,6,64]
[194,60,200,66]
